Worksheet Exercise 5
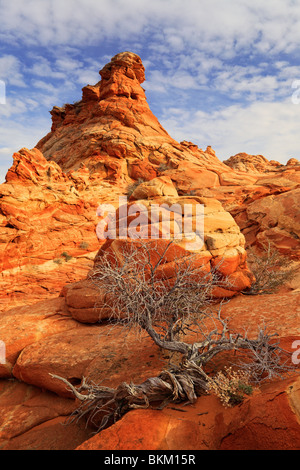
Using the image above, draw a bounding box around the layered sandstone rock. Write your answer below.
[0,281,299,448]
[224,152,281,173]
[63,185,254,323]
[4,297,163,396]
[0,285,298,449]
[224,152,300,174]
[0,379,92,450]
[234,187,300,257]
[0,52,299,309]
[34,51,252,195]
[76,376,300,451]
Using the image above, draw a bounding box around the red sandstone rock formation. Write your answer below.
[224,152,280,173]
[63,189,254,323]
[76,375,300,451]
[0,148,101,310]
[0,51,299,450]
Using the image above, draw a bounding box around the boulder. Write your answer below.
[239,188,300,257]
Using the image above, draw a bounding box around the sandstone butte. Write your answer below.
[0,52,299,451]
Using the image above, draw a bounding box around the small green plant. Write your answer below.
[185,189,197,196]
[207,366,253,407]
[245,242,298,295]
[53,258,63,265]
[127,178,145,197]
[79,241,89,250]
[61,251,73,262]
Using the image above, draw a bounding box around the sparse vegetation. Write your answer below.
[207,367,253,407]
[53,252,73,264]
[61,251,73,262]
[185,189,197,196]
[126,178,145,197]
[52,240,293,431]
[79,241,89,250]
[244,242,298,295]
[157,163,171,173]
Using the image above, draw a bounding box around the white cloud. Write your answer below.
[0,55,25,87]
[159,98,300,163]
[0,96,38,118]
[26,57,66,79]
[55,57,83,71]
[212,66,283,101]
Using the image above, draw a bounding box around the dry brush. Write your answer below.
[51,240,294,432]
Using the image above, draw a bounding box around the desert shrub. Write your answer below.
[157,163,170,172]
[61,251,73,262]
[79,241,89,250]
[185,189,197,196]
[207,367,253,407]
[126,178,145,197]
[245,242,298,295]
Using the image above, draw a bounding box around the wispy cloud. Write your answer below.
[0,0,299,54]
[0,0,299,183]
[0,55,26,87]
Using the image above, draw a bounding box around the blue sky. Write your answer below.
[0,0,300,182]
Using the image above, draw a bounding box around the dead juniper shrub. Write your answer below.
[244,242,299,295]
[126,178,146,197]
[207,366,253,407]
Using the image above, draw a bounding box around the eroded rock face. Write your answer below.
[238,188,300,258]
[36,51,170,174]
[0,283,299,448]
[224,153,300,174]
[0,379,92,450]
[99,51,146,100]
[224,152,280,173]
[63,187,254,323]
[34,52,246,195]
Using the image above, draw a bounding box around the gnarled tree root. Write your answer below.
[50,360,209,432]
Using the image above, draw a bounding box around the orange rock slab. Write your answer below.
[76,376,300,451]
